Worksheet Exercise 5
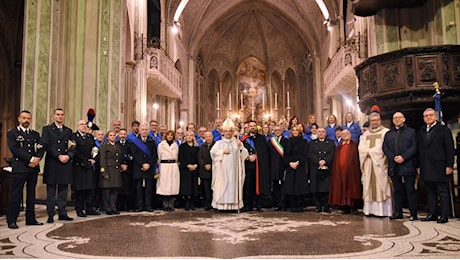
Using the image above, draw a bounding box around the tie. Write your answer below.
[142,138,146,143]
[25,129,29,135]
[82,134,86,140]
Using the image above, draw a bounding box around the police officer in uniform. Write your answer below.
[6,110,45,229]
[72,120,100,217]
[42,108,75,223]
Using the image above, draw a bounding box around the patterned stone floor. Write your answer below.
[1,205,459,258]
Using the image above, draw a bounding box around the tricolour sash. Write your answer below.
[270,136,284,157]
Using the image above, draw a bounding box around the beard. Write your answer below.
[21,122,30,128]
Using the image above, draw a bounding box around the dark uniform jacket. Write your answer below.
[129,136,158,179]
[308,138,335,193]
[99,142,124,188]
[117,139,132,194]
[383,125,417,176]
[7,127,45,173]
[417,122,455,182]
[42,123,75,184]
[197,141,214,180]
[72,131,97,191]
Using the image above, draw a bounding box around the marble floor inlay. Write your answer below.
[0,206,459,258]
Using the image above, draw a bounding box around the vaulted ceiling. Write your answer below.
[168,0,340,75]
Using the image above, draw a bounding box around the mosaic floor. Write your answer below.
[1,205,459,258]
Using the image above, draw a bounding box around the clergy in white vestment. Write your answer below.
[210,118,249,210]
[358,112,393,217]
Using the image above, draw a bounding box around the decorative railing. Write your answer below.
[324,43,363,96]
[145,47,182,98]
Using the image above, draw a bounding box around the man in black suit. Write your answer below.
[383,112,418,221]
[130,124,158,212]
[417,108,455,224]
[42,108,75,223]
[241,120,270,212]
[72,120,100,217]
[267,124,288,211]
[6,110,45,229]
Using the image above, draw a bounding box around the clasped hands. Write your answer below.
[187,164,198,171]
[289,161,299,170]
[28,156,41,168]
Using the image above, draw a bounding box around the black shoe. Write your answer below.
[106,211,114,215]
[26,220,44,226]
[8,222,19,229]
[341,208,351,214]
[352,209,360,215]
[47,216,54,223]
[76,211,87,217]
[204,206,213,211]
[437,217,448,224]
[58,215,74,221]
[421,215,438,222]
[135,208,143,212]
[145,208,153,212]
[390,213,403,220]
[86,211,100,216]
[112,211,120,215]
[323,208,331,213]
[315,208,321,213]
[409,216,418,221]
[274,207,283,211]
[256,208,264,212]
[242,206,253,212]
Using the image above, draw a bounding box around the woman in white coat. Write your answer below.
[156,130,180,211]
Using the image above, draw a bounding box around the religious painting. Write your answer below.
[237,57,266,122]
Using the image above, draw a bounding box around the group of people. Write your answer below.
[5,106,456,229]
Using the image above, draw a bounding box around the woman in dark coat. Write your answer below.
[100,130,126,215]
[283,125,309,212]
[179,130,200,210]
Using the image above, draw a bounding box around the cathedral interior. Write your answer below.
[1,0,460,258]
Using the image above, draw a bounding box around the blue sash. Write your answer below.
[128,135,152,158]
[95,140,102,148]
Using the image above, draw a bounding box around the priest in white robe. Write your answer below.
[358,111,392,217]
[210,118,248,210]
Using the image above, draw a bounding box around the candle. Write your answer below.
[217,92,220,108]
[240,93,243,110]
[262,94,265,110]
[275,93,278,109]
[287,91,290,107]
[229,93,232,110]
[251,99,254,108]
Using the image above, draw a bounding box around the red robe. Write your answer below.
[329,140,362,206]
